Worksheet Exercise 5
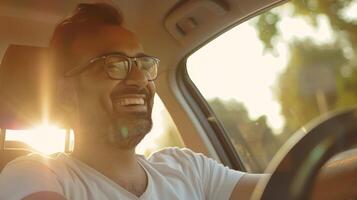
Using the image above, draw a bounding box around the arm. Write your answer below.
[230,150,357,200]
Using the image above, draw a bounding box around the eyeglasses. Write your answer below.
[64,53,160,81]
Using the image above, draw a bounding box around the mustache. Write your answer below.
[110,87,149,99]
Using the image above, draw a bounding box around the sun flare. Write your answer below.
[5,123,70,155]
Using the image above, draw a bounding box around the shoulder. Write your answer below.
[148,147,198,159]
[146,147,245,200]
[0,153,66,200]
[148,147,206,165]
[0,152,72,188]
[147,147,222,175]
[4,152,66,173]
[147,147,245,178]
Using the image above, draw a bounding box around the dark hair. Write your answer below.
[50,3,123,75]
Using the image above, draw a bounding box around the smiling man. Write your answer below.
[57,25,156,150]
[0,3,356,200]
[0,3,247,200]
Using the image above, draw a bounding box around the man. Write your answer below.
[0,3,247,200]
[0,3,355,200]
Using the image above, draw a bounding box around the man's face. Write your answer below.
[67,25,155,149]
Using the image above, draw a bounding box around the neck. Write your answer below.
[68,115,148,196]
[71,135,148,197]
[71,128,140,175]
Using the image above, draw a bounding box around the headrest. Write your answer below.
[0,45,63,129]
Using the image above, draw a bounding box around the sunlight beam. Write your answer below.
[6,123,68,155]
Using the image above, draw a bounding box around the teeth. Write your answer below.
[119,98,145,106]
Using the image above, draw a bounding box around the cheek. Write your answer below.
[100,95,114,114]
[99,83,119,109]
[77,75,118,109]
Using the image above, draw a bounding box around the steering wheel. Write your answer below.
[251,107,357,200]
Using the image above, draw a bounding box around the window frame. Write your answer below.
[177,61,245,170]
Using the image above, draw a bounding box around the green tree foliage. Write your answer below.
[291,0,357,44]
[277,40,350,135]
[208,98,280,172]
[256,0,357,52]
[256,12,280,51]
[255,0,357,139]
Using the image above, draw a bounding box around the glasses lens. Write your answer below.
[105,56,129,79]
[137,57,158,80]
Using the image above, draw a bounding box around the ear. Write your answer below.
[56,78,78,126]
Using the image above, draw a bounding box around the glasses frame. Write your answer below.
[64,53,160,81]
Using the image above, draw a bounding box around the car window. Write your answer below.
[186,0,357,172]
[4,95,184,156]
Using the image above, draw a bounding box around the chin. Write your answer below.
[108,116,153,149]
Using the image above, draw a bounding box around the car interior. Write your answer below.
[1,0,356,199]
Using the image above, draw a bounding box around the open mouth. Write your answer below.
[119,97,145,107]
[112,94,148,112]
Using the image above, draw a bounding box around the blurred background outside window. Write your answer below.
[187,0,357,172]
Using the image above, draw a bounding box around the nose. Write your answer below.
[123,63,148,88]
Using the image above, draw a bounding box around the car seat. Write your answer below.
[0,45,66,171]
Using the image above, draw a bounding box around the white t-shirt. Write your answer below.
[0,147,244,200]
